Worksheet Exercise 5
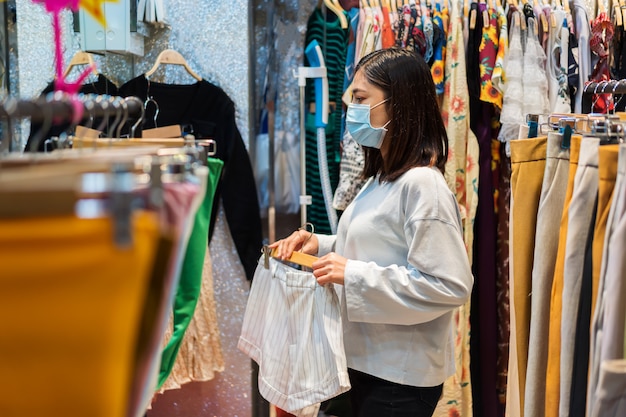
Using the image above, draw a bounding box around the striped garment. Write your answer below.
[238,257,350,416]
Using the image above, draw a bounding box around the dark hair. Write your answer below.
[356,48,448,181]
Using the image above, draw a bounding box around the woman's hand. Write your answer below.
[268,228,319,260]
[313,253,347,286]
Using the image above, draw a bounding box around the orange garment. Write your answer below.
[544,135,583,417]
[0,211,160,417]
[381,7,396,49]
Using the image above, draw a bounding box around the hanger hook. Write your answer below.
[83,94,96,130]
[106,96,123,138]
[27,93,55,153]
[94,95,110,133]
[144,96,159,128]
[591,81,604,112]
[115,98,129,139]
[611,81,624,114]
[0,97,17,154]
[129,97,145,138]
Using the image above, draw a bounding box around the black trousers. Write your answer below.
[348,368,443,417]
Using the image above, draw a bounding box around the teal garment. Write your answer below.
[157,157,224,389]
[304,7,348,234]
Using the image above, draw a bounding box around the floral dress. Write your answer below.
[436,1,479,416]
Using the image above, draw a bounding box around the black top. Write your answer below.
[119,75,263,280]
[24,74,119,152]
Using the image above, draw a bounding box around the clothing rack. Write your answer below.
[583,80,626,95]
[582,80,626,113]
[0,93,144,125]
[0,94,145,152]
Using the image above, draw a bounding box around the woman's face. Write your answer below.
[351,71,390,130]
[351,70,391,157]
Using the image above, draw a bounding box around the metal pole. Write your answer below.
[299,83,307,227]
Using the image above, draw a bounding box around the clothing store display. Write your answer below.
[546,137,599,417]
[588,143,626,416]
[119,75,262,281]
[509,135,548,415]
[438,4,479,416]
[158,158,223,388]
[24,73,119,152]
[11,0,626,416]
[238,257,350,416]
[590,145,620,321]
[130,177,203,417]
[523,132,571,417]
[538,136,582,416]
[567,144,618,417]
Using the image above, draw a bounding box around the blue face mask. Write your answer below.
[346,99,390,149]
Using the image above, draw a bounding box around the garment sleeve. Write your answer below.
[214,99,263,281]
[316,233,337,256]
[343,182,473,326]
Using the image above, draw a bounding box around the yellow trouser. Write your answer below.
[509,136,548,416]
[0,211,160,417]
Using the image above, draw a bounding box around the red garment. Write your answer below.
[275,408,297,417]
[589,12,615,113]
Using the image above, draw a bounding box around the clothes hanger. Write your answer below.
[63,51,98,79]
[262,245,318,269]
[323,0,349,28]
[144,49,202,82]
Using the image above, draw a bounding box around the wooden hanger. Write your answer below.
[145,49,202,81]
[63,51,98,78]
[264,246,318,269]
[72,137,188,149]
[323,0,349,28]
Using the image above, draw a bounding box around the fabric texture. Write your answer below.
[590,145,620,325]
[158,245,224,392]
[588,144,626,416]
[0,211,160,417]
[539,134,583,417]
[509,135,548,415]
[545,137,599,417]
[591,359,626,417]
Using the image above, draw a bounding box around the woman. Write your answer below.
[270,48,473,417]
